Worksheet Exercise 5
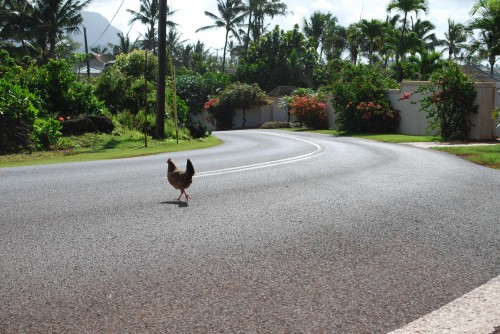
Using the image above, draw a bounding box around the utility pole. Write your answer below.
[83,26,91,79]
[156,0,167,140]
[144,50,148,148]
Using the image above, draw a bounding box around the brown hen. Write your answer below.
[167,158,195,202]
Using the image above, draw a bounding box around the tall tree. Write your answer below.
[236,25,317,91]
[467,0,500,75]
[346,23,365,65]
[110,32,139,55]
[443,19,468,60]
[196,0,246,73]
[244,0,288,52]
[322,24,348,61]
[302,11,338,61]
[358,18,387,64]
[127,0,177,55]
[410,18,440,52]
[31,0,91,62]
[387,0,429,81]
[0,0,34,50]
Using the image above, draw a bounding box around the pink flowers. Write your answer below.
[400,92,413,100]
[355,102,384,121]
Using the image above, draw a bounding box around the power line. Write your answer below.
[90,0,126,47]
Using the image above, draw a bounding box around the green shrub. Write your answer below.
[95,50,157,114]
[416,62,478,140]
[260,122,298,129]
[0,80,37,153]
[0,78,60,153]
[326,62,399,133]
[23,59,106,118]
[176,72,231,114]
[32,117,62,150]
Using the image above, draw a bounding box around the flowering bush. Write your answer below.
[342,100,400,133]
[415,62,478,140]
[203,96,233,130]
[203,98,219,110]
[326,62,399,133]
[203,82,268,129]
[290,95,328,129]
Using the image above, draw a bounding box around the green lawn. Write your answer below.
[432,145,500,169]
[282,128,442,143]
[0,133,221,168]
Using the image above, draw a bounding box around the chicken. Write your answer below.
[167,158,195,202]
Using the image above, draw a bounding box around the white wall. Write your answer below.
[387,81,500,140]
[192,82,500,139]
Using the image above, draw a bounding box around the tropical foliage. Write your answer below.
[236,25,317,92]
[415,62,478,139]
[203,82,268,129]
[325,62,400,133]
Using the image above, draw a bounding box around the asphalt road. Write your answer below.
[1,130,499,333]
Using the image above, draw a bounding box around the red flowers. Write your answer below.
[289,95,328,129]
[290,96,326,117]
[203,98,219,110]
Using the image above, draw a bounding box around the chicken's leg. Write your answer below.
[176,190,190,202]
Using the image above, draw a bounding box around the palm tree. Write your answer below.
[322,24,348,61]
[377,15,400,68]
[443,19,469,60]
[346,23,365,64]
[467,0,500,75]
[302,11,338,61]
[110,32,139,55]
[127,0,177,55]
[410,18,440,52]
[31,0,91,62]
[407,49,444,80]
[387,0,429,81]
[196,0,246,73]
[244,0,288,51]
[0,0,34,47]
[358,18,387,64]
[167,28,188,67]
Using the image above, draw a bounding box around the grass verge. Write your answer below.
[0,133,221,168]
[432,145,500,170]
[279,128,442,143]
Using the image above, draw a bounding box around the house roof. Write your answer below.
[462,65,499,82]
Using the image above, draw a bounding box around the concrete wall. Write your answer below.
[192,82,500,138]
[388,81,500,139]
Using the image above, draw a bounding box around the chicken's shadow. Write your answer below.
[160,200,189,207]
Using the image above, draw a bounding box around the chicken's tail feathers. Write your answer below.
[186,159,195,177]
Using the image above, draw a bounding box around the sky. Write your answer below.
[86,0,475,54]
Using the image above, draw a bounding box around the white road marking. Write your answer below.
[194,131,324,178]
[389,275,500,334]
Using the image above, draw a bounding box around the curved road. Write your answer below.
[1,130,499,333]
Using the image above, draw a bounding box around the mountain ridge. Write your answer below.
[70,11,121,52]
